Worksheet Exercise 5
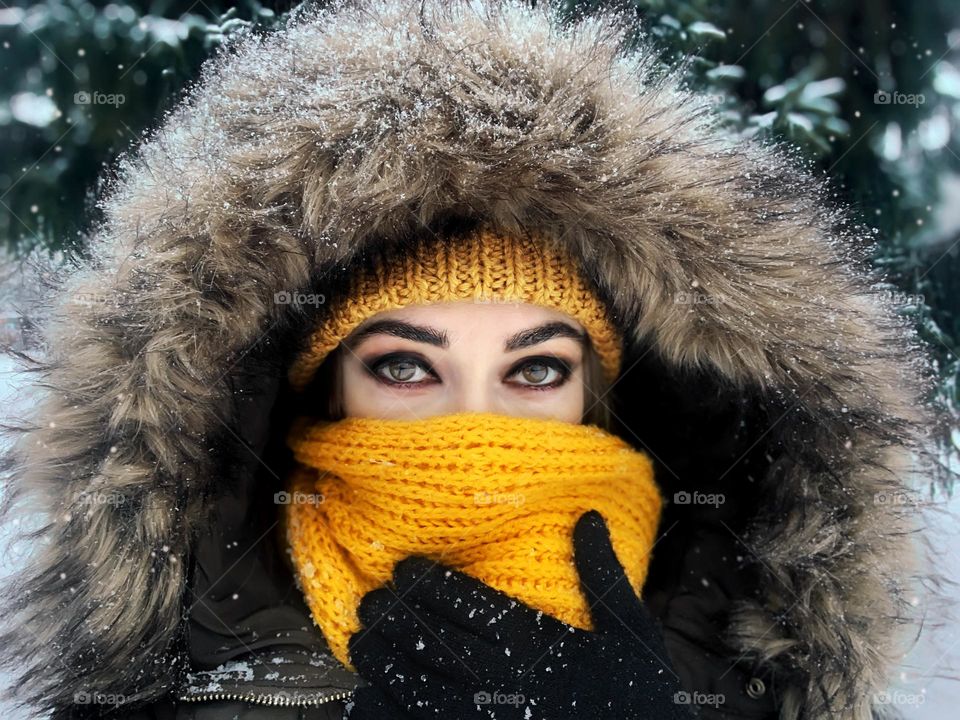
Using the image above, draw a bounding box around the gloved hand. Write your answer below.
[342,683,411,720]
[345,509,695,719]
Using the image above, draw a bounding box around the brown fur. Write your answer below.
[0,1,951,718]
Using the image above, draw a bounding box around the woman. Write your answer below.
[0,1,947,719]
[274,227,685,719]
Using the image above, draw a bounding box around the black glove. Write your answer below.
[345,509,695,719]
[342,683,411,720]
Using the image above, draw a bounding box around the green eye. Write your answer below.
[368,355,435,385]
[380,360,426,383]
[510,357,570,387]
[519,361,554,385]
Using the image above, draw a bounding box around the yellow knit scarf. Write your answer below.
[280,411,663,671]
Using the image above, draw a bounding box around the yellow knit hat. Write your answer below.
[287,228,623,391]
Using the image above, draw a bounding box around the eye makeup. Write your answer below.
[504,354,577,391]
[361,351,439,389]
[359,348,579,393]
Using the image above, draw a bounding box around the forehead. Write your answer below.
[353,301,586,335]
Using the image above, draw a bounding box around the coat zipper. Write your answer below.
[177,688,355,707]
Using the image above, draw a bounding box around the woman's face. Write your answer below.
[337,301,588,423]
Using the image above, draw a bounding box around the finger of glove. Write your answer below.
[348,630,467,718]
[573,510,648,635]
[359,589,503,681]
[392,556,563,643]
[342,684,410,720]
[357,587,405,631]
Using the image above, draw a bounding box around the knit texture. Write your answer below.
[280,411,663,671]
[286,228,623,392]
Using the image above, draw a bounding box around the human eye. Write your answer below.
[364,352,438,387]
[505,355,573,390]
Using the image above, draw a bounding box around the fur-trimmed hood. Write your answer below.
[0,1,950,718]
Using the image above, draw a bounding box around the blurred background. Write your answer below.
[1,0,959,716]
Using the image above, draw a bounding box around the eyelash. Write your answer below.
[362,353,574,391]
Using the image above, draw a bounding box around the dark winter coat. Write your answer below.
[0,1,949,719]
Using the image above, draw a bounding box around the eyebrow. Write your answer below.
[344,319,586,351]
[503,321,586,351]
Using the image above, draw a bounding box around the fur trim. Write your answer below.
[0,1,950,717]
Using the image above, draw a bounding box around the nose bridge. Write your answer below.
[440,315,498,414]
[446,347,497,413]
[454,370,496,413]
